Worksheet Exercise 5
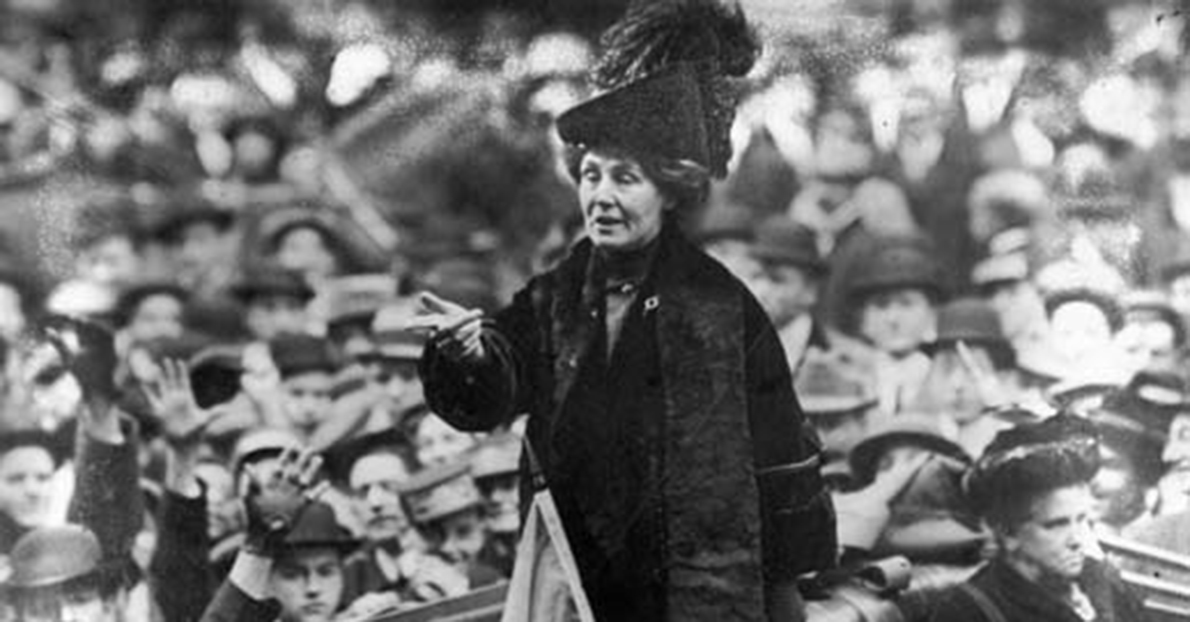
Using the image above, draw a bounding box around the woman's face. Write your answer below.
[577,151,670,252]
[860,288,937,356]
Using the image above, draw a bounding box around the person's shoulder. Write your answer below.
[925,582,993,622]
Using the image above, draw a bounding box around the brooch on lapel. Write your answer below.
[643,296,660,314]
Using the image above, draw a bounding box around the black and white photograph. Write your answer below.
[0,0,1188,620]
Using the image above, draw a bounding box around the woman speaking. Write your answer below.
[410,2,837,620]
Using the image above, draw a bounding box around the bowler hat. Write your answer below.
[2,525,102,589]
[794,357,876,415]
[322,428,409,486]
[230,266,315,304]
[848,237,943,301]
[849,415,970,485]
[750,216,826,273]
[268,334,338,379]
[399,460,483,525]
[281,501,360,556]
[558,63,711,172]
[924,298,1015,369]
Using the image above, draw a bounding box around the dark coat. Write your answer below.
[422,225,836,622]
[151,489,215,622]
[928,558,1150,622]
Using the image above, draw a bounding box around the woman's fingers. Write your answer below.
[420,291,466,315]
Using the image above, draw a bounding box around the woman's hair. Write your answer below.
[562,143,711,212]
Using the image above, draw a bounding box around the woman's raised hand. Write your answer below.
[405,292,486,363]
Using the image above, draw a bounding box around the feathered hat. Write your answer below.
[556,0,760,178]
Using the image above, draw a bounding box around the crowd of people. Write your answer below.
[1,0,1190,621]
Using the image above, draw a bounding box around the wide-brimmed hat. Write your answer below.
[965,414,1100,520]
[1,525,102,590]
[750,216,826,274]
[849,415,970,485]
[794,357,876,415]
[923,298,1015,370]
[399,460,483,526]
[470,433,521,481]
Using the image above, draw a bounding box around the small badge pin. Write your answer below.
[644,296,660,314]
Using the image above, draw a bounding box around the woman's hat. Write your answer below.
[849,415,970,486]
[556,0,759,178]
[2,525,102,590]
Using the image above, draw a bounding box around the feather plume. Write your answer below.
[592,0,760,90]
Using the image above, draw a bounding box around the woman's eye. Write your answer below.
[581,169,600,183]
[614,172,638,185]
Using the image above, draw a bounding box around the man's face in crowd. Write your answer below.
[415,415,475,469]
[13,584,115,622]
[756,263,818,328]
[1050,301,1114,362]
[349,452,408,542]
[1117,313,1179,373]
[271,547,344,622]
[916,346,997,423]
[245,294,307,341]
[1004,484,1096,585]
[0,281,26,341]
[276,226,339,282]
[177,221,229,276]
[477,474,520,534]
[1159,413,1190,515]
[282,371,333,434]
[432,509,487,566]
[0,446,55,528]
[127,293,185,344]
[860,288,936,356]
[380,359,423,409]
[985,280,1046,344]
[76,234,140,287]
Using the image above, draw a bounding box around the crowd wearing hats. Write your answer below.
[0,0,1189,621]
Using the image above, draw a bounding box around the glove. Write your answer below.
[42,315,118,402]
[242,449,323,557]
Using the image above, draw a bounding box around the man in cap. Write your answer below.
[232,266,316,343]
[912,297,1018,456]
[834,415,980,565]
[322,274,398,364]
[469,432,521,576]
[398,460,503,595]
[847,235,945,415]
[931,415,1150,622]
[153,200,238,302]
[1,525,127,622]
[1117,290,1186,375]
[0,430,63,555]
[268,334,339,442]
[970,228,1050,357]
[794,356,880,489]
[750,215,871,378]
[113,282,189,348]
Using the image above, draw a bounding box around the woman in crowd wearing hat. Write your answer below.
[929,414,1151,622]
[911,297,1019,457]
[410,2,836,620]
[844,234,946,417]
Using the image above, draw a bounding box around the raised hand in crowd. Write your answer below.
[42,315,122,442]
[242,447,326,558]
[142,358,225,497]
[406,293,486,363]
